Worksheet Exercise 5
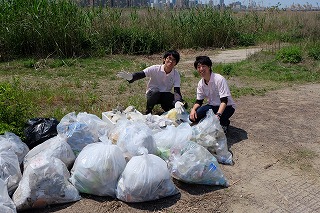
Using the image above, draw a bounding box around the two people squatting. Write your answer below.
[117,50,235,134]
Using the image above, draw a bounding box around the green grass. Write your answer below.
[229,49,320,83]
[1,46,319,125]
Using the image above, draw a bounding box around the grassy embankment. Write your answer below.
[0,0,319,137]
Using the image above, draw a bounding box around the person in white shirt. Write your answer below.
[117,50,186,114]
[189,56,236,134]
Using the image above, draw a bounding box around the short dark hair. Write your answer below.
[194,56,212,69]
[163,50,180,64]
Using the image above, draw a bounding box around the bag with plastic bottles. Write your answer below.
[154,122,192,162]
[12,155,81,211]
[116,148,179,202]
[108,119,131,144]
[116,121,158,160]
[168,140,229,186]
[70,140,126,197]
[191,109,233,165]
[154,125,177,161]
[57,112,98,155]
[76,112,110,141]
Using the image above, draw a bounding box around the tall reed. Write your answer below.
[1,0,319,60]
[0,0,91,58]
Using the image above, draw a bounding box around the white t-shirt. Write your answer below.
[196,72,236,108]
[143,65,180,93]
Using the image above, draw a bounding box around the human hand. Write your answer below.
[116,71,133,81]
[189,109,197,122]
[215,112,222,120]
[175,101,185,114]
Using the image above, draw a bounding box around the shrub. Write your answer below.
[276,46,302,63]
[222,64,234,76]
[237,33,256,47]
[0,79,34,138]
[308,43,320,60]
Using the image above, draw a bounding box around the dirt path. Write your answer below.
[221,83,320,212]
[180,47,262,64]
[23,49,320,213]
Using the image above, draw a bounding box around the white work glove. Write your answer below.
[175,101,185,114]
[116,71,133,81]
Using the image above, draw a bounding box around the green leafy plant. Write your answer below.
[0,79,34,138]
[222,64,234,76]
[308,42,320,60]
[276,45,302,63]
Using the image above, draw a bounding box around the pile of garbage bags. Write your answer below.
[0,106,233,211]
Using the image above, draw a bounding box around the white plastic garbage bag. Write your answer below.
[175,122,193,144]
[116,149,179,202]
[0,132,29,165]
[12,155,81,211]
[0,150,22,195]
[154,123,192,162]
[108,119,131,144]
[144,114,173,130]
[154,125,177,161]
[117,121,158,160]
[77,112,109,141]
[168,140,228,186]
[191,109,233,165]
[69,141,126,197]
[23,135,76,170]
[0,178,16,213]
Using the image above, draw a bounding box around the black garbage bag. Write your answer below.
[24,118,59,149]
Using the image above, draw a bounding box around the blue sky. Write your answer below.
[224,0,319,7]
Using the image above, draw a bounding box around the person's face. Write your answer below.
[197,63,211,78]
[164,55,177,68]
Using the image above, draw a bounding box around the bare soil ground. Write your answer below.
[23,48,320,213]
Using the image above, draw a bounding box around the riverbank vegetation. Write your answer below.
[0,0,319,138]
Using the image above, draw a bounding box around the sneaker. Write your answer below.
[222,125,229,134]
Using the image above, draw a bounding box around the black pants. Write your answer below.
[146,91,174,114]
[192,104,235,126]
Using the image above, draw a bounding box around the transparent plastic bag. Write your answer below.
[12,156,81,211]
[117,121,157,160]
[154,123,192,161]
[116,149,179,202]
[191,109,233,165]
[144,114,173,129]
[57,112,96,155]
[23,135,76,170]
[0,132,29,165]
[108,119,131,144]
[70,141,126,197]
[154,125,176,161]
[0,150,22,195]
[169,140,228,186]
[175,122,193,144]
[0,178,16,213]
[77,112,109,141]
